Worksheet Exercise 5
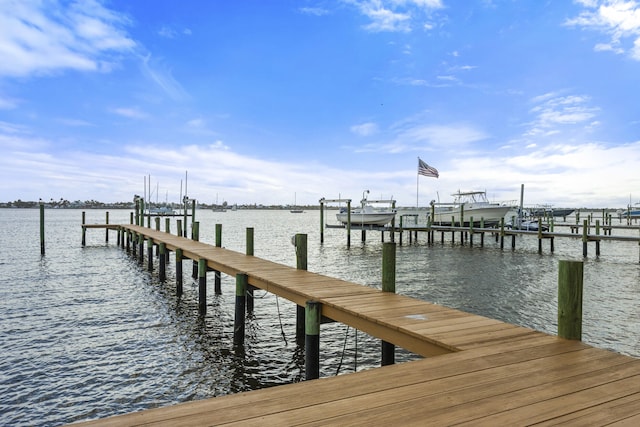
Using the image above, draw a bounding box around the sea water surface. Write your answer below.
[1,208,639,426]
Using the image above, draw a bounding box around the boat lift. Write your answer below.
[319,196,396,247]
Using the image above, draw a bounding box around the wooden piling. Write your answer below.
[105,212,109,243]
[177,219,182,238]
[595,220,601,257]
[234,273,247,346]
[381,242,396,366]
[215,224,222,294]
[176,248,183,297]
[159,242,166,281]
[192,221,199,279]
[296,234,308,345]
[198,258,206,314]
[305,300,321,380]
[246,228,254,314]
[346,200,351,248]
[319,199,325,244]
[138,234,144,264]
[558,260,583,340]
[582,219,588,257]
[40,202,45,255]
[147,238,154,272]
[81,211,86,246]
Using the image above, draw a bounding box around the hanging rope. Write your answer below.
[275,295,288,346]
[335,325,350,376]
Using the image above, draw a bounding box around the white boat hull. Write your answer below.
[336,212,396,226]
[431,206,511,226]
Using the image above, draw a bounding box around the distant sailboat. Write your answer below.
[212,193,226,212]
[290,193,304,213]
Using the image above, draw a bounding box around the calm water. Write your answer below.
[1,208,639,426]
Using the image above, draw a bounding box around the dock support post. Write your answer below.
[246,228,255,314]
[381,242,396,366]
[469,216,474,247]
[305,300,321,380]
[198,258,207,315]
[192,221,199,279]
[131,232,136,257]
[319,199,325,244]
[147,238,154,271]
[295,234,308,345]
[595,220,601,257]
[558,260,583,340]
[176,248,183,297]
[215,223,222,294]
[159,243,166,281]
[499,218,505,250]
[234,273,247,346]
[346,200,351,248]
[105,212,109,243]
[582,219,588,257]
[480,218,485,247]
[138,234,144,265]
[81,211,86,246]
[40,201,45,255]
[177,219,182,238]
[165,218,170,234]
[538,225,543,254]
[126,230,131,253]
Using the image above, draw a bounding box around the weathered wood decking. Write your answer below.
[73,224,640,426]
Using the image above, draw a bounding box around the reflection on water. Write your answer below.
[0,208,639,425]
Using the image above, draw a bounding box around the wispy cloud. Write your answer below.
[140,54,189,101]
[524,92,600,137]
[346,0,444,33]
[299,7,330,16]
[0,94,18,109]
[0,0,136,78]
[565,0,640,60]
[351,122,379,136]
[109,107,149,119]
[158,26,193,39]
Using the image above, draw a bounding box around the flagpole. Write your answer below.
[416,172,419,208]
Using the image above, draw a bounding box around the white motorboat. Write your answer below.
[430,190,512,227]
[336,191,396,226]
[149,205,176,215]
[506,219,549,231]
[621,204,640,218]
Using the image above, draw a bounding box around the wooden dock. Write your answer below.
[73,223,640,426]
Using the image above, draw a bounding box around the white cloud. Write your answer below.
[299,7,330,16]
[524,93,599,137]
[351,122,379,136]
[110,107,149,119]
[140,54,188,101]
[347,0,444,33]
[0,95,18,109]
[0,0,135,78]
[566,0,640,60]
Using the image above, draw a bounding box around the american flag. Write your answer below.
[418,158,439,178]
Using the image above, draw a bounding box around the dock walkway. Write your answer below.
[74,224,640,426]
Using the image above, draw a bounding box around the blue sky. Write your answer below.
[1,0,639,207]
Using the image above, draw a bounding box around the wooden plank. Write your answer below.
[73,339,588,427]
